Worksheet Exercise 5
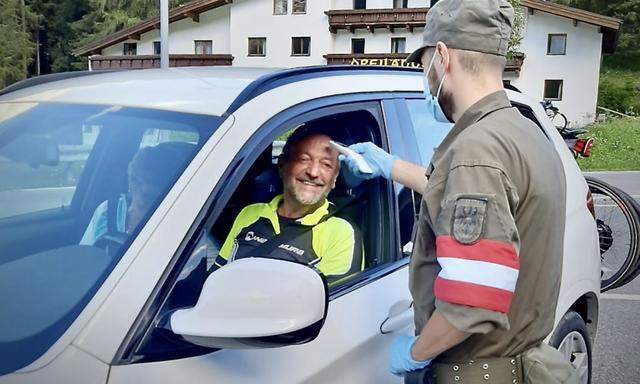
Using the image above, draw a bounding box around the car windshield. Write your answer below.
[0,102,222,375]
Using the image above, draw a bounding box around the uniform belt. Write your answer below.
[405,356,524,384]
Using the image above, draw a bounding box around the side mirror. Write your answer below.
[170,258,328,349]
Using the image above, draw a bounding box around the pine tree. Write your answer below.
[0,0,35,88]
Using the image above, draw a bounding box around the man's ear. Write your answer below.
[436,41,450,72]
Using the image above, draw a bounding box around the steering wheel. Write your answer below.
[94,231,129,257]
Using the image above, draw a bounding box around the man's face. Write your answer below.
[281,134,340,207]
[422,47,456,122]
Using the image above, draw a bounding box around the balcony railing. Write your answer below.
[325,8,428,33]
[325,52,526,74]
[89,54,234,70]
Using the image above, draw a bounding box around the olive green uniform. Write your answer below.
[410,91,578,383]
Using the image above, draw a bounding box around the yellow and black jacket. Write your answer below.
[215,195,363,281]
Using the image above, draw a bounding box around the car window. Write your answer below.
[0,120,99,220]
[0,102,221,375]
[404,98,454,166]
[128,101,397,363]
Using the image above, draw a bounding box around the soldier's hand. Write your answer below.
[388,334,432,376]
[339,142,396,180]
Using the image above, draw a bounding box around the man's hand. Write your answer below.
[388,334,432,376]
[339,142,396,180]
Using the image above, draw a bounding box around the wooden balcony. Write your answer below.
[89,54,234,70]
[505,52,526,74]
[325,52,526,74]
[325,8,428,33]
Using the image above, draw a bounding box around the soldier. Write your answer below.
[340,0,578,382]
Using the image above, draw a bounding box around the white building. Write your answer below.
[75,0,620,127]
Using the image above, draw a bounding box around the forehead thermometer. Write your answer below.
[329,140,374,175]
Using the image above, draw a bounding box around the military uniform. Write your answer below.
[409,90,577,383]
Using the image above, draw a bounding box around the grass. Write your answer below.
[578,118,640,171]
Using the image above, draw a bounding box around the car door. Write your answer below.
[106,94,416,384]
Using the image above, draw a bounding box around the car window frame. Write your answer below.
[114,92,409,365]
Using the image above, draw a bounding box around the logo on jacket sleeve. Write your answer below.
[452,197,487,244]
[245,231,268,244]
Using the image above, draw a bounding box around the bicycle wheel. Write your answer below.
[609,191,640,289]
[552,111,568,131]
[585,177,640,292]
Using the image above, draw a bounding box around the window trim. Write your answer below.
[291,36,311,56]
[122,42,137,56]
[152,41,161,55]
[351,38,365,54]
[292,0,306,14]
[194,40,213,55]
[393,0,408,8]
[114,92,403,365]
[544,79,564,101]
[547,33,567,56]
[273,0,287,15]
[247,37,267,57]
[390,37,406,54]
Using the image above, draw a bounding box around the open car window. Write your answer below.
[0,102,221,375]
[128,100,399,364]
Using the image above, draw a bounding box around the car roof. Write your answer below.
[0,66,428,116]
[0,67,280,116]
[0,66,529,117]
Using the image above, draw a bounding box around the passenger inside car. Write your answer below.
[80,142,194,246]
[211,126,364,283]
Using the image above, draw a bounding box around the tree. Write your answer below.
[551,0,640,66]
[507,0,526,57]
[72,0,189,52]
[0,0,35,88]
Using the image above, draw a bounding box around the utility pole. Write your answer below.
[160,0,169,69]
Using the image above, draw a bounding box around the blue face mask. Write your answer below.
[423,52,451,123]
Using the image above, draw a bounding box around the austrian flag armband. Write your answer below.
[434,195,520,314]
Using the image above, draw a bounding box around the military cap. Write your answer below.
[406,0,515,64]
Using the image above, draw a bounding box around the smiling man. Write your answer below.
[213,126,363,282]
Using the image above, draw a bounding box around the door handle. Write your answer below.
[380,300,414,334]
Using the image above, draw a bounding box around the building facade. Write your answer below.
[75,0,620,127]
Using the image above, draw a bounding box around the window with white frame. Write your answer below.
[393,0,408,8]
[353,0,366,9]
[274,0,287,14]
[544,80,563,100]
[194,40,213,55]
[292,37,310,56]
[123,43,137,56]
[547,34,567,55]
[153,41,161,55]
[293,0,306,13]
[248,38,266,56]
[352,38,365,54]
[391,38,406,54]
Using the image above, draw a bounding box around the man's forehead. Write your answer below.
[292,134,336,155]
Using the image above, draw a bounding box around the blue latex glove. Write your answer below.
[389,335,432,376]
[339,142,397,180]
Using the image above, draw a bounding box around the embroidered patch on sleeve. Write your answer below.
[452,197,488,244]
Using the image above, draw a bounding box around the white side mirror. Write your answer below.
[170,257,327,349]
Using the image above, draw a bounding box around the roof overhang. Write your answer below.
[73,0,232,56]
[521,0,621,54]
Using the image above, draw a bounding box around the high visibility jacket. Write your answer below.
[215,195,363,281]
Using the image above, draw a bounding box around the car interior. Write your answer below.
[209,109,388,273]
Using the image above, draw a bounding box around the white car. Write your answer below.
[0,66,599,384]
